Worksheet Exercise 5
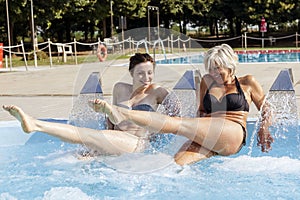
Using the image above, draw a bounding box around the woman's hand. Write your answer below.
[255,98,274,152]
[88,99,126,125]
[257,126,274,152]
[88,99,109,113]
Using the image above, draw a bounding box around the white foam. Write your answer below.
[41,187,93,200]
[43,150,91,166]
[0,193,17,200]
[104,152,178,174]
[213,155,300,174]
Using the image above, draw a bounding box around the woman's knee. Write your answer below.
[174,146,216,165]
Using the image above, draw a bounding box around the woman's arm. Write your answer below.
[197,75,210,117]
[247,75,274,152]
[257,100,274,152]
[107,83,122,130]
[155,86,170,104]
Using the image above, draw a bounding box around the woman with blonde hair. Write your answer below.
[87,44,273,165]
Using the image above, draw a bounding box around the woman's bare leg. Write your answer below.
[89,99,181,133]
[174,141,216,166]
[90,100,244,155]
[3,105,140,154]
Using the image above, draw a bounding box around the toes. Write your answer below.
[3,105,12,111]
[94,99,101,104]
[88,99,107,112]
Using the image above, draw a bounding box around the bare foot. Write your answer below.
[88,99,110,113]
[2,105,36,133]
[88,99,126,124]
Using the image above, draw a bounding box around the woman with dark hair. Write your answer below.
[3,53,175,154]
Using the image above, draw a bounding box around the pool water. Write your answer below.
[156,52,300,64]
[0,120,299,199]
[239,52,300,63]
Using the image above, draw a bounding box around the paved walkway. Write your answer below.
[0,59,299,121]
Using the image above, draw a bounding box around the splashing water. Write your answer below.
[267,91,298,127]
[68,94,107,130]
[167,90,197,118]
[151,91,190,154]
[248,90,299,157]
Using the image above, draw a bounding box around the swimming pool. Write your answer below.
[156,50,300,64]
[0,119,299,199]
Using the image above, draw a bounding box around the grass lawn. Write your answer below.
[1,52,131,68]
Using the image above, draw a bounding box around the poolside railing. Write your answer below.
[1,32,299,70]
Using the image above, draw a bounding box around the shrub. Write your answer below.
[28,50,48,60]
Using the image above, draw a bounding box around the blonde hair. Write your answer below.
[204,44,238,75]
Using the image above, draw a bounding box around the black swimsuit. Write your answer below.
[203,76,249,114]
[203,76,249,150]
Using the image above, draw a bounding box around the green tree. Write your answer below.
[1,0,300,45]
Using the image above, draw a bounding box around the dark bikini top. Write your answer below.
[118,103,155,112]
[203,76,249,114]
[132,104,155,112]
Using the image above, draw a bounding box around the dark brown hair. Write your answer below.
[129,53,155,72]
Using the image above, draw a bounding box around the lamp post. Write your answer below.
[147,7,150,42]
[147,6,160,42]
[157,7,159,40]
[5,0,12,68]
[30,0,37,67]
[110,0,114,38]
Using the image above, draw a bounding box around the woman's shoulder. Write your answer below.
[113,82,132,90]
[238,74,258,85]
[158,84,171,93]
[202,74,212,80]
[148,84,169,102]
[113,82,132,97]
[112,82,134,104]
[149,84,168,95]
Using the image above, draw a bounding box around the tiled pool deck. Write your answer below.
[0,59,299,121]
